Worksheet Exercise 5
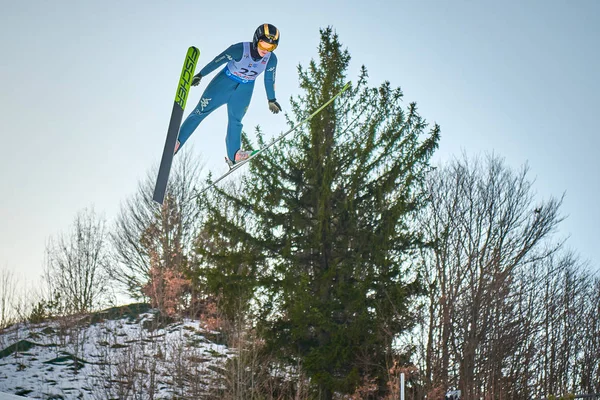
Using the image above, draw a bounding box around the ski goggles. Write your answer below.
[258,40,278,52]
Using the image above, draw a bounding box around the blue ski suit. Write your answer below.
[176,42,278,161]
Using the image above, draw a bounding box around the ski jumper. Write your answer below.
[177,42,278,161]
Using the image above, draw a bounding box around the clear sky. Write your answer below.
[1,0,598,290]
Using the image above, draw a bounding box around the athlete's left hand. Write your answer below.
[192,73,202,86]
[268,100,282,114]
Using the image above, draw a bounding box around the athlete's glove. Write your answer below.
[192,73,202,86]
[268,99,282,114]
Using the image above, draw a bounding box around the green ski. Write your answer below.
[153,46,200,204]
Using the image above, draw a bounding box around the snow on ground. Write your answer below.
[0,304,232,399]
[0,393,27,399]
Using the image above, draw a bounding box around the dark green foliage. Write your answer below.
[87,302,151,324]
[28,293,64,324]
[195,27,440,398]
[0,339,38,359]
[43,352,88,371]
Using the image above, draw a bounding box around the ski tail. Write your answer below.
[152,46,200,204]
[251,81,351,159]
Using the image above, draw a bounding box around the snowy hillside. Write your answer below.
[0,304,231,399]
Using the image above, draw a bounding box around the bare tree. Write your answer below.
[418,153,565,398]
[580,275,600,394]
[45,207,111,314]
[0,266,19,328]
[535,252,600,397]
[110,149,204,314]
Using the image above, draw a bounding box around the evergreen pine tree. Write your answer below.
[196,27,440,398]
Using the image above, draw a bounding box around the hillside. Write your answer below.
[0,304,231,399]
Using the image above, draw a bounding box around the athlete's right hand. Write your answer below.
[192,73,202,86]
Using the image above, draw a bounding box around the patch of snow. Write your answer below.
[0,393,28,399]
[0,305,232,399]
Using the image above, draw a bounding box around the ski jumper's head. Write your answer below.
[253,23,280,56]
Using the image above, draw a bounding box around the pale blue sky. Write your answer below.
[1,0,598,288]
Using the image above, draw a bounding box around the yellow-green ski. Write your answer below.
[153,46,200,204]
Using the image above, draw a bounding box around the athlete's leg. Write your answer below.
[225,83,254,161]
[176,72,234,153]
